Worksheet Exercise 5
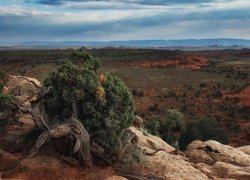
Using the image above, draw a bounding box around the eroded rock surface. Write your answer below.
[186,140,250,167]
[213,161,250,180]
[238,145,250,155]
[128,126,175,153]
[128,127,210,180]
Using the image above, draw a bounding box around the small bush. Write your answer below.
[145,117,160,136]
[145,109,186,148]
[179,117,228,150]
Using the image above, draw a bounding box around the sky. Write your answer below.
[0,0,250,42]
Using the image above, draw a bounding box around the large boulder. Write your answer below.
[6,75,41,96]
[141,151,210,180]
[186,140,250,167]
[128,127,210,180]
[128,126,175,153]
[5,75,42,109]
[5,75,41,119]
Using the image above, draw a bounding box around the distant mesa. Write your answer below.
[1,38,250,49]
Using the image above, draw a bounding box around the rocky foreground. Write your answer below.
[0,76,250,180]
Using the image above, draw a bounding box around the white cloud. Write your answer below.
[0,0,250,41]
[0,5,51,16]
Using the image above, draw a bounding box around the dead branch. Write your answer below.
[143,149,165,156]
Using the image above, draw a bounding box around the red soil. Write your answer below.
[224,86,250,107]
[127,55,209,69]
[238,86,250,107]
[0,152,116,180]
[222,86,250,146]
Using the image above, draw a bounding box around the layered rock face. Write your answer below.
[185,140,250,179]
[128,127,250,180]
[1,76,250,180]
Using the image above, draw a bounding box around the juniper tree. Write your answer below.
[2,50,136,177]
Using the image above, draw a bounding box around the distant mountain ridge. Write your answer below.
[1,38,250,47]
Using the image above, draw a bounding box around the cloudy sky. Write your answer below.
[0,0,250,42]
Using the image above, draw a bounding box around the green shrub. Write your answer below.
[44,51,135,153]
[0,93,14,112]
[145,109,186,148]
[0,69,8,91]
[179,117,228,150]
[0,68,15,129]
[0,68,13,112]
[160,109,186,147]
[0,69,6,80]
[145,117,160,136]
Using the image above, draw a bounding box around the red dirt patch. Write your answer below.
[0,152,116,180]
[238,86,250,107]
[127,55,209,69]
[224,86,250,107]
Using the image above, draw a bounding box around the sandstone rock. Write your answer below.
[213,161,250,180]
[194,163,215,179]
[186,149,215,165]
[128,126,175,153]
[106,176,127,180]
[128,127,209,179]
[133,115,144,128]
[6,75,41,97]
[5,75,41,125]
[238,146,250,155]
[6,75,42,110]
[141,151,209,180]
[186,140,250,167]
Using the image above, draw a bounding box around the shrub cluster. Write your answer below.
[179,117,228,150]
[146,108,228,150]
[145,109,186,148]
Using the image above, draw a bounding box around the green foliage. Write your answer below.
[0,69,6,80]
[145,117,160,136]
[145,109,186,148]
[0,68,14,113]
[0,69,7,91]
[44,51,135,153]
[0,68,15,129]
[179,117,228,150]
[0,93,14,112]
[70,49,101,71]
